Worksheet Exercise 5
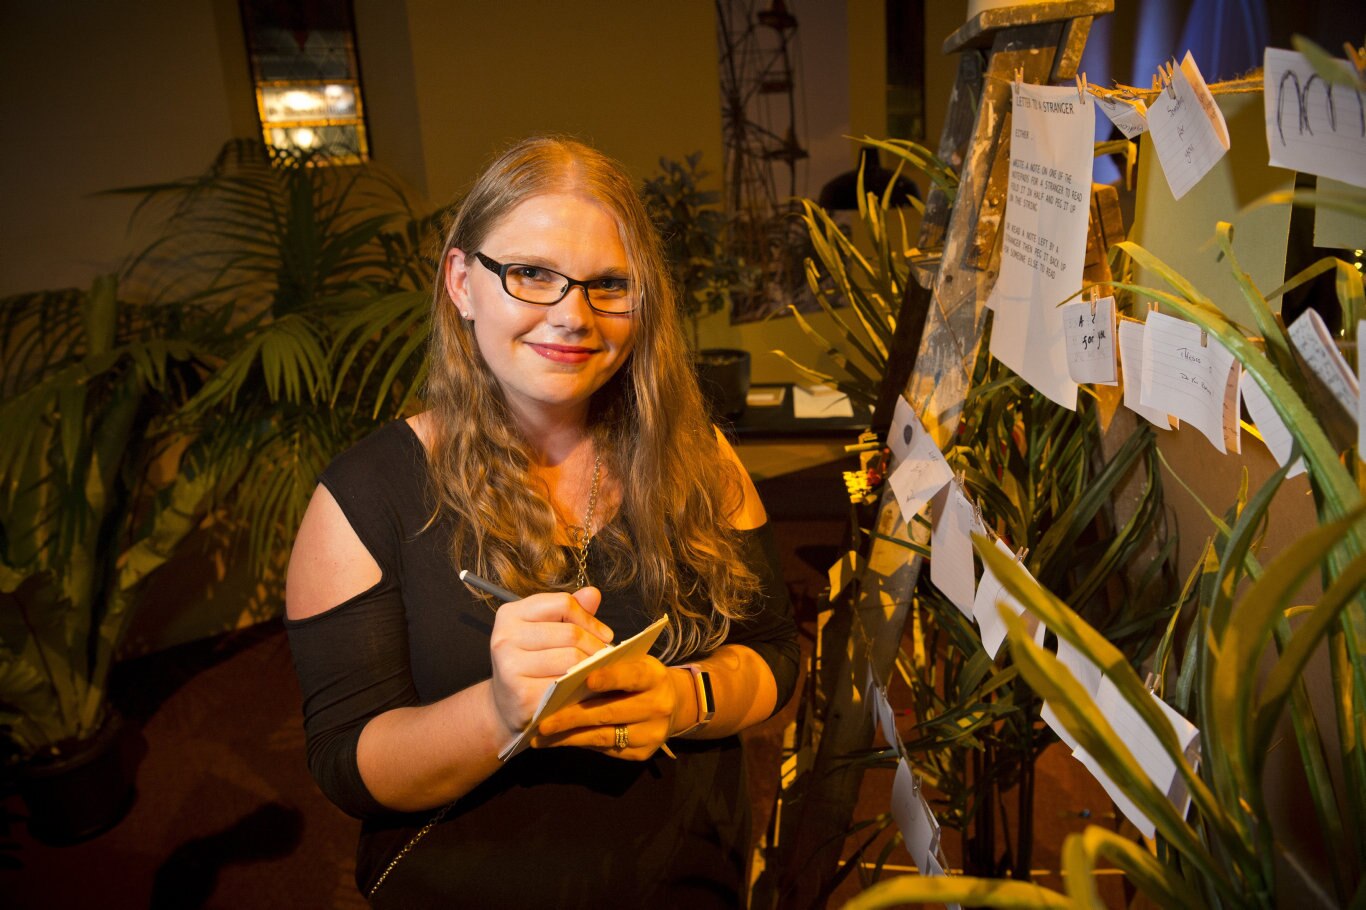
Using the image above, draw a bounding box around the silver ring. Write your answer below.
[614,725,629,750]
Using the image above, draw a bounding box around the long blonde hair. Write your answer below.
[425,136,760,660]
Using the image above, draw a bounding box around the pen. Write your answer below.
[459,569,520,603]
[459,568,676,760]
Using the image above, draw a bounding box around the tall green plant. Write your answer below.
[0,141,445,762]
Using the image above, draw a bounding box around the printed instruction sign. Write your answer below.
[987,81,1095,410]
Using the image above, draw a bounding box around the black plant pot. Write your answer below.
[17,710,138,845]
[696,348,751,421]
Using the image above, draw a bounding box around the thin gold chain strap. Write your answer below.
[366,802,453,898]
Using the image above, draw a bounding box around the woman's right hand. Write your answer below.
[488,587,614,737]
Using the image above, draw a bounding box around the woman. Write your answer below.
[285,136,798,907]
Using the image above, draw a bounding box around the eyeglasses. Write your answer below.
[472,252,636,315]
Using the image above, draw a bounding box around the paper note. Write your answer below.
[828,550,865,599]
[1098,94,1149,138]
[746,386,786,407]
[887,410,954,523]
[930,483,982,619]
[1288,308,1359,416]
[1075,678,1200,839]
[986,81,1095,410]
[1140,311,1240,453]
[1264,48,1366,189]
[891,759,940,871]
[1117,319,1177,429]
[1041,633,1104,752]
[1062,295,1118,384]
[792,383,855,418]
[1148,51,1231,200]
[887,394,917,464]
[499,616,669,760]
[972,538,1046,659]
[1240,372,1306,477]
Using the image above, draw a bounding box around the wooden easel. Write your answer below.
[759,3,1110,906]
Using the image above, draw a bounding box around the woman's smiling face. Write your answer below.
[445,192,637,428]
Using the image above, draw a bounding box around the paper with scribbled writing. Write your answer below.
[1240,372,1306,477]
[972,537,1045,659]
[1264,48,1366,189]
[887,404,954,523]
[1140,311,1240,453]
[1098,94,1149,138]
[1118,319,1178,429]
[1074,679,1200,839]
[987,81,1094,410]
[1288,308,1359,416]
[1062,295,1118,384]
[930,483,982,619]
[1148,51,1230,200]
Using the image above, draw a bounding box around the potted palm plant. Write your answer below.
[0,140,441,842]
[642,152,758,419]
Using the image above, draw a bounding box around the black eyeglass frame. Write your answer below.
[471,251,636,315]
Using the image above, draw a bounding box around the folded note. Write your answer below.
[1148,51,1230,200]
[972,537,1046,659]
[1140,311,1239,453]
[499,615,669,760]
[1041,633,1105,752]
[930,482,982,619]
[1063,295,1118,384]
[1098,93,1149,138]
[1288,308,1359,417]
[892,758,940,872]
[1117,319,1177,429]
[887,405,954,523]
[1240,371,1306,477]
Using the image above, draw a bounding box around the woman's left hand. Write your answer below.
[530,657,681,760]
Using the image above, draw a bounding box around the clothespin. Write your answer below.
[1345,39,1366,80]
[1143,671,1158,693]
[1015,546,1029,562]
[1075,71,1088,104]
[1199,328,1208,347]
[1147,300,1158,314]
[1165,61,1178,99]
[1014,67,1024,87]
[1084,284,1097,316]
[954,468,966,488]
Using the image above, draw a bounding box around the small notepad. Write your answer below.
[1062,295,1118,384]
[499,615,669,760]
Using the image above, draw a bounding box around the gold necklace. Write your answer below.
[572,450,602,588]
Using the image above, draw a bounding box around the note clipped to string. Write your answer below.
[972,537,1046,659]
[1264,48,1366,189]
[1140,311,1240,453]
[887,394,918,464]
[1075,678,1200,839]
[1288,308,1359,418]
[887,402,954,523]
[891,758,941,872]
[1062,295,1118,384]
[930,483,983,619]
[1240,372,1306,477]
[1117,319,1177,429]
[1098,94,1149,138]
[1041,633,1104,752]
[1147,51,1230,200]
[986,81,1094,410]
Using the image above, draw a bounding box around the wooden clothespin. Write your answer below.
[1199,328,1208,347]
[1075,71,1089,105]
[954,468,966,487]
[1143,671,1158,693]
[1015,546,1029,562]
[1147,300,1158,314]
[1345,39,1366,80]
[1164,61,1178,99]
[1015,67,1024,87]
[1084,284,1097,316]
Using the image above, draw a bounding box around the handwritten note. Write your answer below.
[1240,372,1306,477]
[887,404,954,523]
[973,537,1045,659]
[1041,633,1105,752]
[987,81,1094,410]
[1075,678,1200,839]
[1288,308,1359,417]
[1148,51,1230,200]
[1264,48,1366,189]
[1098,94,1149,138]
[1140,311,1240,453]
[931,483,983,619]
[1062,295,1118,384]
[887,394,918,464]
[892,758,940,872]
[828,550,865,599]
[1117,319,1177,429]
